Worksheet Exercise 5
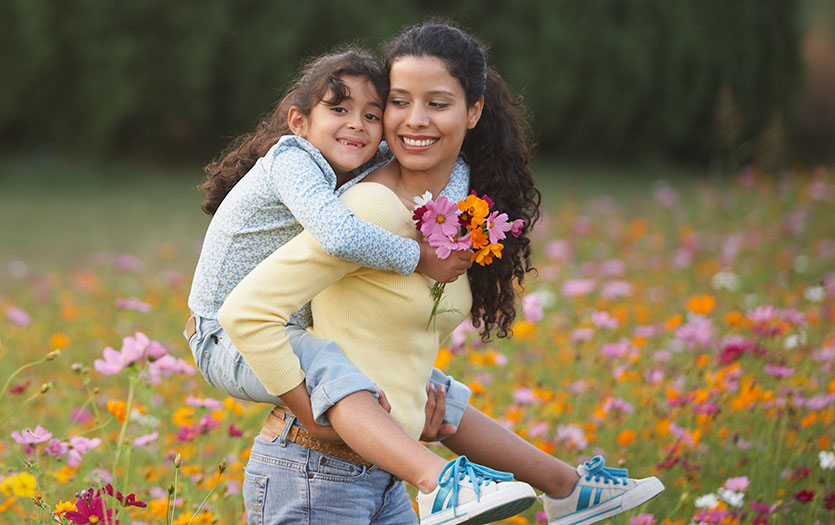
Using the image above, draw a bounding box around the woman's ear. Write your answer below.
[287,106,308,137]
[467,97,484,130]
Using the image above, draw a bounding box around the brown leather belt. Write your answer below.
[259,407,373,468]
[185,314,197,340]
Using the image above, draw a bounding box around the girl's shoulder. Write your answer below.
[340,181,412,233]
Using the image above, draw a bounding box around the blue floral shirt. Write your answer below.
[188,135,470,324]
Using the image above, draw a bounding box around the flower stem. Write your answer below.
[0,357,48,405]
[111,373,138,489]
[187,468,225,525]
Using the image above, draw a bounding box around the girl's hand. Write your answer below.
[279,381,343,444]
[420,382,458,441]
[415,240,472,283]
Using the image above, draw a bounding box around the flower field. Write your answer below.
[1,166,834,524]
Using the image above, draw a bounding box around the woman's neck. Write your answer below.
[365,158,455,210]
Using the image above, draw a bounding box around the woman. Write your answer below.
[220,23,663,525]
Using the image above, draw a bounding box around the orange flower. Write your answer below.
[800,412,818,428]
[724,311,742,326]
[172,406,195,427]
[107,399,127,423]
[457,194,489,229]
[616,429,636,446]
[469,227,489,250]
[49,332,71,350]
[471,243,503,266]
[686,294,716,315]
[665,314,682,331]
[513,320,537,340]
[433,348,452,369]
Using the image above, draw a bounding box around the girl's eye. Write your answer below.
[365,113,381,121]
[331,106,348,114]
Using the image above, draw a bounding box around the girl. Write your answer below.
[220,23,664,525]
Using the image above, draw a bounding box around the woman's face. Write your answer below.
[384,56,483,175]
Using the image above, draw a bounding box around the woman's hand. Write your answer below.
[415,240,473,283]
[420,382,458,441]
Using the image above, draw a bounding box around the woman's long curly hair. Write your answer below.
[199,49,387,215]
[383,23,542,341]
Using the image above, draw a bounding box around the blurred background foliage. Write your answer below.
[0,0,832,170]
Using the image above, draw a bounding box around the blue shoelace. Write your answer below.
[582,456,628,486]
[436,456,514,514]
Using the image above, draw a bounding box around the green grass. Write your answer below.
[0,154,709,278]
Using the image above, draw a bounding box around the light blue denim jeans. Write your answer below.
[244,412,417,524]
[186,315,470,427]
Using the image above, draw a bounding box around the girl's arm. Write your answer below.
[272,138,420,274]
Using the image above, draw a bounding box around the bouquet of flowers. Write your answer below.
[413,191,524,329]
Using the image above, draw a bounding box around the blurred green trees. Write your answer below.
[0,0,802,166]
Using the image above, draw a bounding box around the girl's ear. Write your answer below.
[287,106,308,137]
[467,97,484,130]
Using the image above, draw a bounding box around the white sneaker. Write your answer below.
[541,456,664,525]
[417,456,536,525]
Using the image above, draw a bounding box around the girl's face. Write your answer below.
[384,56,483,176]
[289,75,384,179]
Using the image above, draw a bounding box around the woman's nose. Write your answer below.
[405,105,429,128]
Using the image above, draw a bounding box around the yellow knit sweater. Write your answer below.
[218,182,471,438]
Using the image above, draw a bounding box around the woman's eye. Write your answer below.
[429,101,450,109]
[389,98,408,107]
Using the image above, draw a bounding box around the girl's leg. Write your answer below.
[442,405,580,498]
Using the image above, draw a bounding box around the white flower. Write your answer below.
[717,487,744,508]
[412,191,433,209]
[820,450,835,469]
[694,493,720,509]
[804,286,825,303]
[783,331,806,350]
[711,270,740,291]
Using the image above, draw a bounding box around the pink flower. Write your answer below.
[484,211,512,244]
[186,396,223,409]
[630,514,657,525]
[592,311,619,329]
[723,476,750,492]
[674,314,714,348]
[555,424,587,451]
[114,297,152,313]
[132,432,159,447]
[546,240,573,262]
[11,425,52,444]
[428,230,471,259]
[764,364,794,378]
[522,293,544,322]
[229,424,244,437]
[561,278,596,297]
[601,280,632,299]
[5,306,31,326]
[570,328,594,342]
[45,438,68,458]
[420,196,460,240]
[513,387,537,404]
[602,341,630,358]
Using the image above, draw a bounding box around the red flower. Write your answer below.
[104,483,146,508]
[64,496,118,524]
[824,491,835,511]
[794,489,815,503]
[229,423,244,437]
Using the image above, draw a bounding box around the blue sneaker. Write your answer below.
[541,456,664,524]
[417,456,536,525]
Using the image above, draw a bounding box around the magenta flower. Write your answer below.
[419,196,460,240]
[229,423,244,437]
[11,425,52,445]
[630,514,656,525]
[484,210,512,244]
[64,496,118,525]
[509,218,524,237]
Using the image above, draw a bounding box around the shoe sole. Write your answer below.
[421,484,537,525]
[549,477,665,525]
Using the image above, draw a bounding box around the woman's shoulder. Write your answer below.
[340,182,411,232]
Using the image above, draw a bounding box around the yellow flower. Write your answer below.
[54,499,77,516]
[0,472,37,498]
[172,406,195,427]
